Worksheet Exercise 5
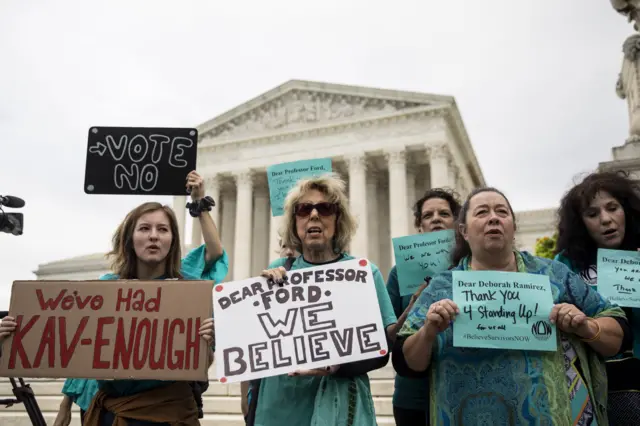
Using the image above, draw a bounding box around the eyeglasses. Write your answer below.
[294,202,338,217]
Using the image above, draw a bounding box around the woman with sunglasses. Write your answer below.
[245,173,397,426]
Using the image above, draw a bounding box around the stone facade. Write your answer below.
[32,80,557,282]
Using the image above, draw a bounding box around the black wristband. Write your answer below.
[199,196,216,210]
[186,196,216,218]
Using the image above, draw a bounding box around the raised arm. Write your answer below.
[199,208,224,263]
[186,170,224,263]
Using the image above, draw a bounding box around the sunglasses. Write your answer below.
[294,202,338,217]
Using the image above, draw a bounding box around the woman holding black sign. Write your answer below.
[392,187,632,426]
[385,188,461,426]
[245,173,397,426]
[1,170,228,426]
[554,170,640,424]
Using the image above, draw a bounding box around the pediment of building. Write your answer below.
[197,79,453,141]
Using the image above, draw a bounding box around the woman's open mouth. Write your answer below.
[307,227,322,235]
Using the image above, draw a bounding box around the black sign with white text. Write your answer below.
[84,126,198,196]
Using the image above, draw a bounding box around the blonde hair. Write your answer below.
[107,202,183,279]
[279,173,357,254]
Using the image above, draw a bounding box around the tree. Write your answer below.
[534,232,558,259]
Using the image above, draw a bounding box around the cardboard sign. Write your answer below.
[84,126,198,196]
[452,271,557,351]
[597,248,640,308]
[392,230,454,296]
[213,259,388,383]
[266,158,333,216]
[0,280,213,381]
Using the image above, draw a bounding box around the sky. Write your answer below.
[0,0,634,309]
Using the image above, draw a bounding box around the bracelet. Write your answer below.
[186,196,216,218]
[580,318,602,342]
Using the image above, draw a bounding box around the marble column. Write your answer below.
[172,196,187,249]
[406,166,416,235]
[428,144,451,189]
[252,184,270,275]
[459,179,469,200]
[268,215,282,264]
[366,170,380,266]
[414,166,429,205]
[207,175,221,227]
[233,171,253,280]
[448,161,460,195]
[219,188,236,282]
[386,150,409,265]
[346,154,368,258]
[377,176,391,275]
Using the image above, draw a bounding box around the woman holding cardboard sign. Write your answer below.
[0,170,229,426]
[393,187,632,426]
[245,173,397,426]
[555,170,640,424]
[386,187,461,426]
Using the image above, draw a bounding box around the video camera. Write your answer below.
[0,195,24,236]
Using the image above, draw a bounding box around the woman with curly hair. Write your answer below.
[555,170,640,424]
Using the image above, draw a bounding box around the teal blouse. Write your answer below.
[399,251,625,425]
[61,244,228,408]
[385,265,429,411]
[253,254,397,426]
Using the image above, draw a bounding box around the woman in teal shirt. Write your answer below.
[394,187,630,426]
[386,188,461,426]
[50,170,228,426]
[554,170,640,424]
[251,173,397,426]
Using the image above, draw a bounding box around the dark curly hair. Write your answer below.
[452,187,516,266]
[555,170,640,272]
[412,187,462,229]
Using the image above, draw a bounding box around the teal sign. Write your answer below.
[452,271,557,351]
[597,248,640,308]
[266,158,332,216]
[392,230,454,296]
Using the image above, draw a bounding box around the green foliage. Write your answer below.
[534,232,558,259]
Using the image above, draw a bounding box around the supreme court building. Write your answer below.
[35,80,556,282]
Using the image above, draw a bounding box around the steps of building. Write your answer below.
[0,363,397,423]
[0,412,397,426]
